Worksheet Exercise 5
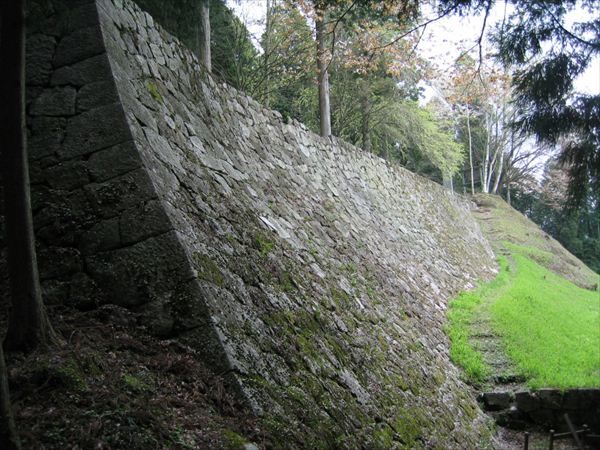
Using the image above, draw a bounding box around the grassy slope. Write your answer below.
[448,194,600,389]
[491,248,599,388]
[471,194,597,289]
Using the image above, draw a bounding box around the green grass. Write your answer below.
[490,249,599,388]
[447,256,510,384]
[448,245,600,389]
[503,241,554,266]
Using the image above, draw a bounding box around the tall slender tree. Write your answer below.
[314,1,332,137]
[199,0,211,71]
[0,0,55,352]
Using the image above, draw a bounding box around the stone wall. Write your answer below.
[481,389,600,432]
[1,0,501,447]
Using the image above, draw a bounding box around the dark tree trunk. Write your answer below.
[315,4,331,137]
[0,0,55,352]
[198,0,211,72]
[0,346,20,450]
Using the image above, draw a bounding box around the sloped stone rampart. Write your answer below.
[0,0,500,447]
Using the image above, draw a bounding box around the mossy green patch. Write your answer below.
[391,409,426,446]
[330,288,350,309]
[222,429,248,450]
[278,271,296,292]
[146,80,163,103]
[52,359,88,391]
[182,147,201,165]
[122,373,151,392]
[373,425,394,449]
[170,425,195,449]
[193,253,224,286]
[253,233,274,257]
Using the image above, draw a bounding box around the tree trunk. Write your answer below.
[506,182,511,206]
[492,151,504,193]
[0,0,56,352]
[0,346,20,450]
[442,173,453,191]
[264,0,272,107]
[482,112,491,193]
[199,0,211,72]
[466,106,475,195]
[361,86,371,152]
[315,5,331,137]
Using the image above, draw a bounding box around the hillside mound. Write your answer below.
[471,194,598,290]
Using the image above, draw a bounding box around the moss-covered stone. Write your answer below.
[146,80,163,103]
[193,252,224,286]
[222,429,249,450]
[253,233,274,257]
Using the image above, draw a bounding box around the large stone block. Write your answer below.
[28,116,67,160]
[80,217,120,254]
[38,246,83,280]
[51,53,113,87]
[77,80,120,112]
[481,392,513,412]
[53,26,105,68]
[26,34,56,86]
[44,160,90,190]
[563,388,600,410]
[87,141,142,182]
[30,86,77,116]
[60,103,131,159]
[83,168,157,218]
[85,231,195,308]
[119,199,172,246]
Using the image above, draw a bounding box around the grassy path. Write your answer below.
[468,255,525,390]
[447,245,600,390]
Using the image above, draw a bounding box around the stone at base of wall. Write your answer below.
[479,389,600,432]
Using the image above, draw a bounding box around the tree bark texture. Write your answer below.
[315,7,331,137]
[0,0,55,352]
[264,0,272,107]
[0,346,20,450]
[482,112,491,193]
[199,0,211,72]
[361,88,371,152]
[466,107,475,195]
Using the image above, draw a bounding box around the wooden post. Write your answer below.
[548,429,554,450]
[523,431,529,450]
[564,413,583,450]
[582,424,589,446]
